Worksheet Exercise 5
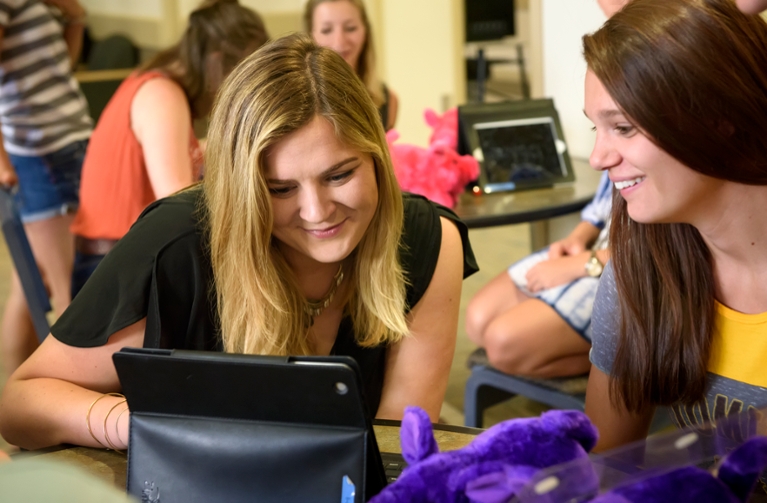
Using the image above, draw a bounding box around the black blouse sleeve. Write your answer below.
[50,191,206,348]
[400,193,478,311]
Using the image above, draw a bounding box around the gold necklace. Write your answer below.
[304,265,344,319]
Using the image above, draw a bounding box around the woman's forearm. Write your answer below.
[0,376,129,450]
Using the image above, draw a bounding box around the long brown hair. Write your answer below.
[583,0,767,412]
[203,33,407,356]
[142,0,269,118]
[303,0,385,107]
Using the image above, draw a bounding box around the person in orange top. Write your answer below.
[70,0,268,296]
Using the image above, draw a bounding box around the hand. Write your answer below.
[0,450,10,463]
[43,0,86,21]
[525,252,590,293]
[0,157,18,188]
[547,235,588,259]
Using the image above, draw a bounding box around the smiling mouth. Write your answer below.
[304,220,346,237]
[613,176,646,190]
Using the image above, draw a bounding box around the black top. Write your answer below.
[52,186,478,415]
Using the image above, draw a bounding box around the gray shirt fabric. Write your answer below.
[590,262,767,439]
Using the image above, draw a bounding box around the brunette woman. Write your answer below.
[583,0,767,451]
[69,0,268,295]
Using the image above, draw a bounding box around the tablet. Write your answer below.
[473,116,570,193]
[113,348,387,503]
[458,98,575,193]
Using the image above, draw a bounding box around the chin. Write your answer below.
[626,205,658,224]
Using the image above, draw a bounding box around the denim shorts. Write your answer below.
[8,139,88,223]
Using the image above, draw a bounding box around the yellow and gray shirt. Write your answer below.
[591,263,767,438]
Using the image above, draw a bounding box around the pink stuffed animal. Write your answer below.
[388,108,479,208]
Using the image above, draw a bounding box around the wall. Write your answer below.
[373,0,464,146]
[82,0,307,50]
[541,0,606,160]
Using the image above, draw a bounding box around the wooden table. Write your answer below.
[24,421,482,491]
[454,157,602,249]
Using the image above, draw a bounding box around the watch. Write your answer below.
[585,250,604,278]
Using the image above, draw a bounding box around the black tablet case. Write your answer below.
[113,348,387,503]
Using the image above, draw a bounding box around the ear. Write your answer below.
[717,436,767,502]
[400,406,439,464]
[424,109,439,127]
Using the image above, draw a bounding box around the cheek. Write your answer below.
[312,30,330,47]
[352,32,366,51]
[270,199,295,228]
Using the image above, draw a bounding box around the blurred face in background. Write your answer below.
[597,0,629,17]
[311,0,367,71]
[735,0,767,14]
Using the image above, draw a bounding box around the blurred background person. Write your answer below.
[69,0,268,296]
[0,0,91,377]
[305,0,398,131]
[736,0,767,13]
[463,0,627,379]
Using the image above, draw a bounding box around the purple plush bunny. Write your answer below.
[369,407,599,503]
[591,436,767,503]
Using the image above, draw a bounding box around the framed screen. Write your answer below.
[473,116,570,193]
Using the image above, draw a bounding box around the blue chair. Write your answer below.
[464,348,587,428]
[464,348,675,433]
[0,188,51,342]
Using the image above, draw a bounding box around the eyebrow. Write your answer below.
[266,157,360,184]
[583,109,626,120]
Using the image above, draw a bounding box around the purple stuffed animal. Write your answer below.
[591,436,767,503]
[369,407,599,503]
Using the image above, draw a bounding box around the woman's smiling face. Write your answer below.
[311,0,367,72]
[584,70,722,226]
[265,115,379,270]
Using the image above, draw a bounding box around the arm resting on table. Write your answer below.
[0,320,145,450]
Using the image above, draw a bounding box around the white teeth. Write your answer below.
[614,177,645,190]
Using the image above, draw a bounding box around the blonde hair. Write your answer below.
[303,0,385,107]
[203,33,407,355]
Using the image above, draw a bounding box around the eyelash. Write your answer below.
[268,186,293,197]
[589,125,635,136]
[267,169,356,196]
[328,169,354,182]
[320,26,358,35]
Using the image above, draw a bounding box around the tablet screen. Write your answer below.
[474,117,569,192]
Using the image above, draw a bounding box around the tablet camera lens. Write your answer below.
[335,382,349,395]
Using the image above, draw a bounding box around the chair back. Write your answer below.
[87,35,139,70]
[0,189,51,342]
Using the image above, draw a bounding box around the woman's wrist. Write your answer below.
[584,250,604,278]
[85,393,128,450]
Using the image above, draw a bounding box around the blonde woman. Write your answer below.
[305,0,398,130]
[0,33,477,450]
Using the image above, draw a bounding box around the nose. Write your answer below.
[589,133,621,171]
[299,186,335,224]
[331,30,348,53]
